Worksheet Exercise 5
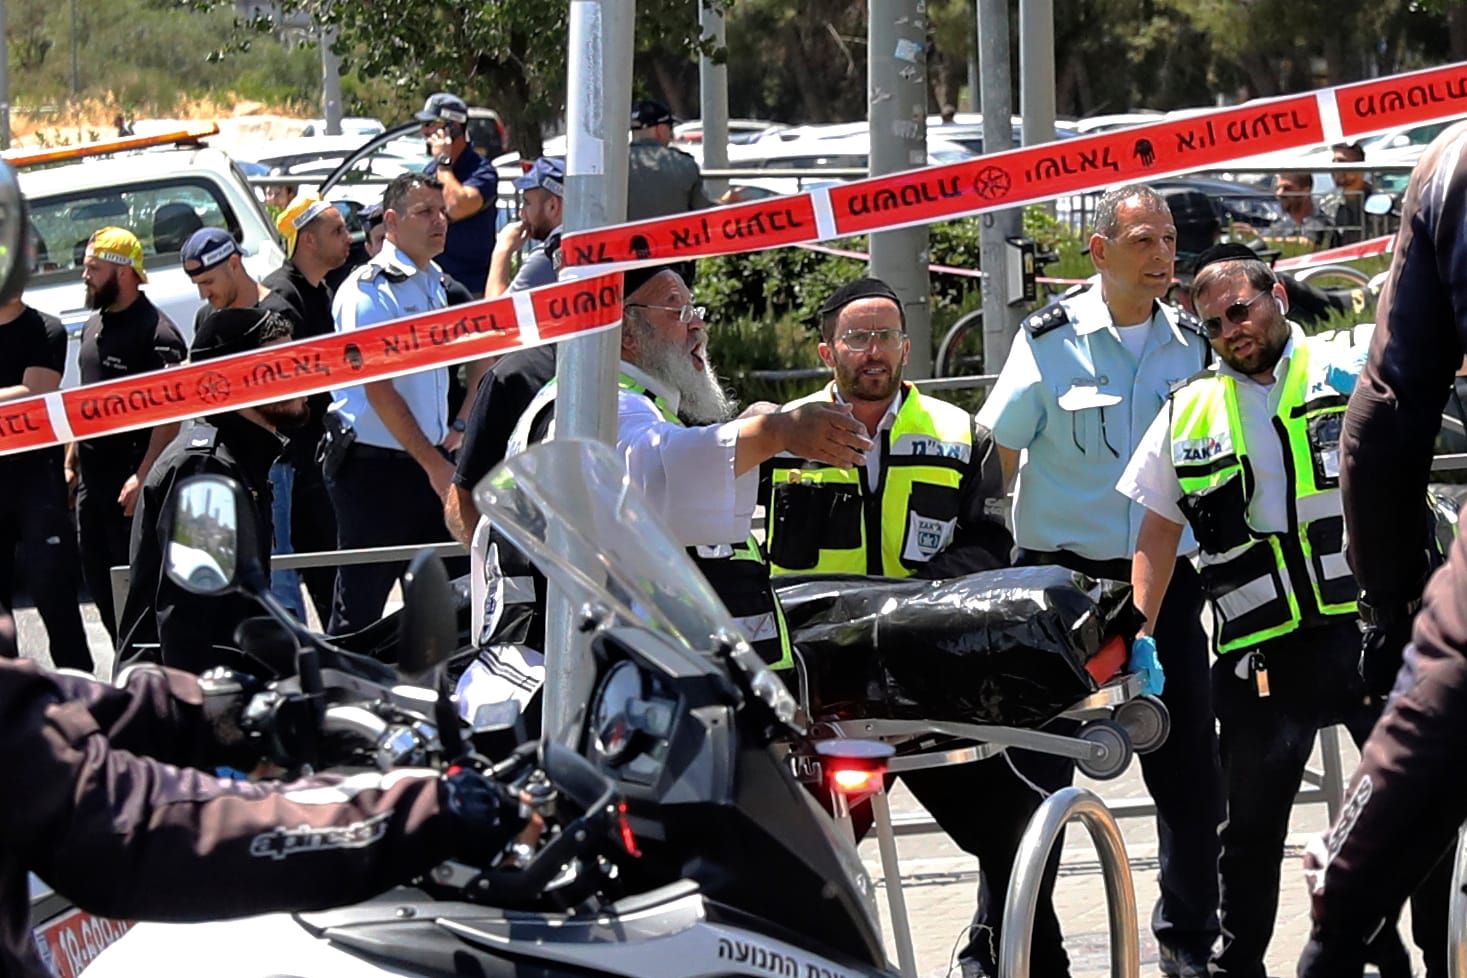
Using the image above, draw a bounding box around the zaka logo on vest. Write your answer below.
[1174,434,1230,464]
[893,433,971,462]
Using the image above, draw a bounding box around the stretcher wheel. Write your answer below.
[1075,719,1133,780]
[1114,696,1171,755]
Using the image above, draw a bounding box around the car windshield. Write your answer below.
[26,177,239,285]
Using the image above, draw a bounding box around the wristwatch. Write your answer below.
[451,418,467,433]
[437,153,453,167]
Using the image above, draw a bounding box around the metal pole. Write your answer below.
[69,0,80,98]
[320,27,344,137]
[968,0,981,114]
[1000,786,1140,978]
[978,0,1023,374]
[0,0,10,150]
[1019,0,1054,148]
[870,787,918,978]
[1451,823,1467,978]
[698,0,730,200]
[868,0,933,378]
[542,0,633,744]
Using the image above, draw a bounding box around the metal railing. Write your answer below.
[1448,823,1467,978]
[1001,787,1139,978]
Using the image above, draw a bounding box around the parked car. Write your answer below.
[19,142,286,386]
[672,118,787,146]
[1151,176,1286,255]
[725,130,978,196]
[299,116,387,138]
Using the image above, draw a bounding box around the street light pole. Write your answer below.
[70,0,81,98]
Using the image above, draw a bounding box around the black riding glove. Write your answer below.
[1357,596,1419,702]
[440,765,529,866]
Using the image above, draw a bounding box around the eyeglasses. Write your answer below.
[626,302,706,324]
[1201,291,1273,339]
[837,327,906,352]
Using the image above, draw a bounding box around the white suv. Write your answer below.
[19,143,286,386]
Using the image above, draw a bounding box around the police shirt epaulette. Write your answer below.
[1022,302,1071,339]
[358,263,410,285]
[186,423,219,452]
[1174,309,1207,340]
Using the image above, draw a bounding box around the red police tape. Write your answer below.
[0,273,624,458]
[1274,233,1394,271]
[560,60,1467,271]
[10,59,1466,457]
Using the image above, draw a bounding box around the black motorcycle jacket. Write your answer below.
[1339,119,1467,606]
[1,659,464,978]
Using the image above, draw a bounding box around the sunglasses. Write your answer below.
[1201,290,1273,339]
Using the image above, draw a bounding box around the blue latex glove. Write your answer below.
[1128,635,1165,697]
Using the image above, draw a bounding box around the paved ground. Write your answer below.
[16,602,1418,978]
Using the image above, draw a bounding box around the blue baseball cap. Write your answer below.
[181,227,243,279]
[513,157,565,197]
[415,92,469,125]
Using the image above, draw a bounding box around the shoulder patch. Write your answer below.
[186,423,219,452]
[1174,308,1207,340]
[1022,301,1071,339]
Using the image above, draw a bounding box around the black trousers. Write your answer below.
[1297,631,1462,978]
[1211,619,1445,978]
[906,737,1079,977]
[76,474,133,647]
[1018,550,1223,960]
[822,734,1078,978]
[0,457,91,671]
[325,446,461,635]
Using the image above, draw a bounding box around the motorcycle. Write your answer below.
[86,437,899,978]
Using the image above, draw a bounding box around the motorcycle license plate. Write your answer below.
[32,908,133,978]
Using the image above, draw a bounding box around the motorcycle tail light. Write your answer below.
[616,801,642,858]
[815,738,895,798]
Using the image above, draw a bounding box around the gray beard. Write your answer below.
[636,335,734,425]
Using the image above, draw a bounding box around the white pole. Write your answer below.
[698,1,730,199]
[541,0,635,742]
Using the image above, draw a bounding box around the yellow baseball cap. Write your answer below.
[276,195,334,258]
[85,227,148,283]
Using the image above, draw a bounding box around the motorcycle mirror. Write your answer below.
[1364,192,1394,216]
[165,474,265,596]
[397,549,457,676]
[0,161,30,306]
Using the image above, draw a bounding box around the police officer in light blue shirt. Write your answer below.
[976,184,1222,978]
[324,171,458,635]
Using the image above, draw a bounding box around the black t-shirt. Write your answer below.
[260,261,335,340]
[76,294,187,485]
[259,263,336,468]
[453,344,557,493]
[0,305,66,385]
[0,306,67,470]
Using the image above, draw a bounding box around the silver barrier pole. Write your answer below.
[1450,822,1467,978]
[1000,786,1139,978]
[870,786,919,978]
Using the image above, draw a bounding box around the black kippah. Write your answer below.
[1190,242,1266,276]
[623,261,695,300]
[819,277,901,319]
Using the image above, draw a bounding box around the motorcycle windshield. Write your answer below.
[473,438,739,653]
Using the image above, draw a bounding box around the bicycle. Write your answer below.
[934,249,1071,379]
